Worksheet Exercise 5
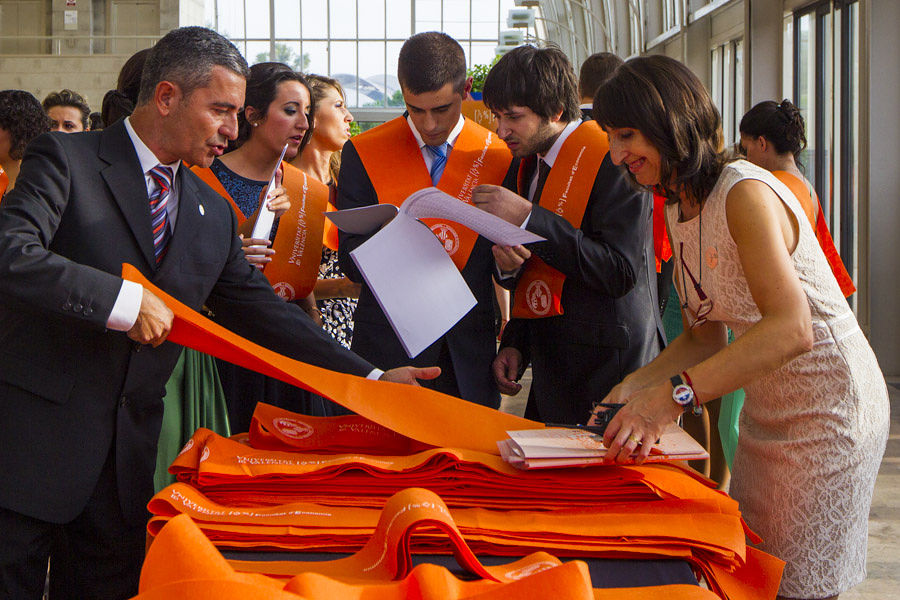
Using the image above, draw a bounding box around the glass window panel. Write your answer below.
[470,42,497,69]
[358,0,385,39]
[821,9,834,229]
[710,46,722,113]
[733,39,744,144]
[302,40,330,76]
[274,0,302,39]
[796,12,816,189]
[443,0,471,40]
[330,40,357,76]
[247,40,272,65]
[415,0,442,33]
[245,2,270,39]
[471,0,499,39]
[358,41,387,105]
[386,40,405,96]
[216,0,245,39]
[330,0,357,39]
[782,15,793,98]
[386,0,412,39]
[848,0,860,286]
[272,40,306,71]
[723,42,734,146]
[301,0,327,39]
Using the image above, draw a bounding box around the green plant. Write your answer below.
[467,55,501,93]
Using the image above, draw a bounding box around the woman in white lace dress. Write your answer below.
[589,55,889,600]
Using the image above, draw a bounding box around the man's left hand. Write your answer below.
[471,184,532,226]
[380,366,442,386]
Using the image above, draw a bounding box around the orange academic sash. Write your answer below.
[771,171,856,297]
[351,116,512,271]
[191,163,327,300]
[512,121,608,318]
[264,163,328,300]
[0,169,8,202]
[652,193,672,272]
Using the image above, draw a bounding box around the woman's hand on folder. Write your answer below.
[591,381,681,465]
[380,366,441,386]
[239,235,274,268]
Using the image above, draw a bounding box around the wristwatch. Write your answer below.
[669,374,695,411]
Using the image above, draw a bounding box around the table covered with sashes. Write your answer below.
[123,265,784,599]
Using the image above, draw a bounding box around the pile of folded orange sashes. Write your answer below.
[148,404,784,600]
[136,488,721,600]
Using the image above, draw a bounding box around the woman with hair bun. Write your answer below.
[740,99,855,296]
[590,55,888,600]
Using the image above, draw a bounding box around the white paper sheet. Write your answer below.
[249,143,290,242]
[350,213,477,358]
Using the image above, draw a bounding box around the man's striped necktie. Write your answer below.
[426,143,449,186]
[148,165,173,265]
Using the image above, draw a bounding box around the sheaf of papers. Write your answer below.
[325,187,545,358]
[499,424,709,469]
[325,187,546,245]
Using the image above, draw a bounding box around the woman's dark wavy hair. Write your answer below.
[739,99,807,162]
[593,55,726,205]
[0,89,50,161]
[231,62,314,153]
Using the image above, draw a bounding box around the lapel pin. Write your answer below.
[199,203,205,216]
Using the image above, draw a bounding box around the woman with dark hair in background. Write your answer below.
[291,74,361,350]
[42,88,91,132]
[192,62,334,430]
[0,89,49,198]
[740,99,855,297]
[101,48,152,128]
[591,55,888,600]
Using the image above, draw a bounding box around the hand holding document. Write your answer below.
[249,142,290,245]
[498,423,709,469]
[326,188,545,358]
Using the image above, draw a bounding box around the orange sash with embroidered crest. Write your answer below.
[352,116,512,271]
[512,121,608,318]
[191,163,327,300]
[771,170,856,297]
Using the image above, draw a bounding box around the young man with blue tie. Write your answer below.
[337,32,517,408]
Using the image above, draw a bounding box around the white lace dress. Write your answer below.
[667,160,890,598]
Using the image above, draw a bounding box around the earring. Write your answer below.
[252,122,258,127]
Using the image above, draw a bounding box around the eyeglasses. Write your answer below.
[679,241,713,329]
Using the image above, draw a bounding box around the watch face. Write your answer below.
[673,384,694,406]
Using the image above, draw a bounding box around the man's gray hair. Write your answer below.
[137,26,250,105]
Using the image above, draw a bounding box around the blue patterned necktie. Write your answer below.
[148,165,173,265]
[426,142,449,186]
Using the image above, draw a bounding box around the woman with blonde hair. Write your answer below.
[291,74,361,350]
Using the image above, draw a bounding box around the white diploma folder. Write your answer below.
[326,187,544,358]
[249,143,290,243]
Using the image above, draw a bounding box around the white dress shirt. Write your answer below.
[407,114,466,172]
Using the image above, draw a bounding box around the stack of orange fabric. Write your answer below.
[136,490,722,600]
[124,266,783,599]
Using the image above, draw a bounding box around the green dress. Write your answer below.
[153,348,231,492]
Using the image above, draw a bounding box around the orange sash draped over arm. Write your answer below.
[0,169,9,202]
[771,170,856,297]
[122,263,539,454]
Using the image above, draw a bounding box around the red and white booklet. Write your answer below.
[499,423,709,469]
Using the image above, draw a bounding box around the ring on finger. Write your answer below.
[628,434,641,445]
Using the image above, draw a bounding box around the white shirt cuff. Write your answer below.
[367,368,384,380]
[520,211,532,229]
[106,280,143,331]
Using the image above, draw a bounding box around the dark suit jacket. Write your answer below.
[336,139,517,409]
[500,149,665,424]
[0,122,373,526]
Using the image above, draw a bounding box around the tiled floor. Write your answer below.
[499,375,900,597]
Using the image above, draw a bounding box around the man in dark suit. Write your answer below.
[0,27,435,599]
[472,45,664,425]
[337,32,516,409]
[577,52,623,120]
